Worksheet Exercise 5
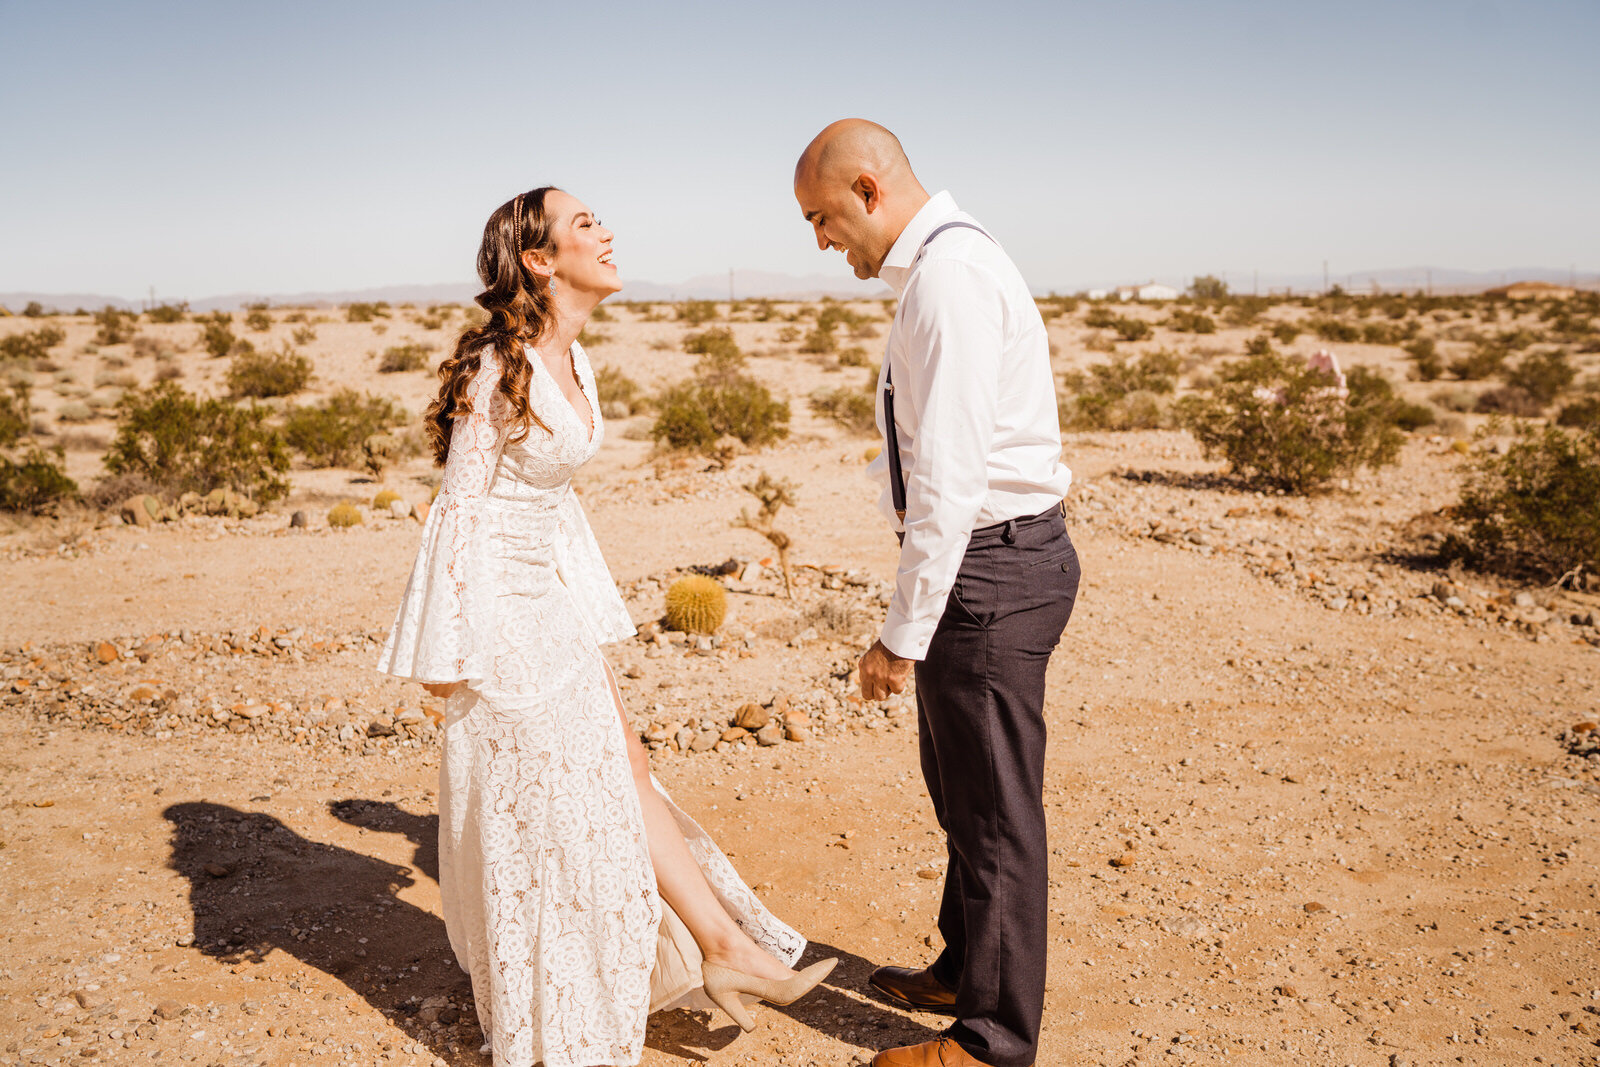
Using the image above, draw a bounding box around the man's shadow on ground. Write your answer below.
[165,799,930,1065]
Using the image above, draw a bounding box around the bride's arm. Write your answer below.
[419,350,507,698]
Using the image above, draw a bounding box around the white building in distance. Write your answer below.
[1115,282,1180,302]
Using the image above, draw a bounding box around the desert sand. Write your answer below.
[2,296,1598,1067]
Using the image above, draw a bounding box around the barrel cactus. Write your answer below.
[664,575,727,634]
[327,502,363,528]
[372,488,401,510]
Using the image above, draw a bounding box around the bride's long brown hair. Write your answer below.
[425,187,559,465]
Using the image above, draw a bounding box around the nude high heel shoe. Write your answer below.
[700,957,839,1032]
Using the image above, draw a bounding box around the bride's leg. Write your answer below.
[600,659,795,982]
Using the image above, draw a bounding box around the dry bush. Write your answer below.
[594,365,647,417]
[809,381,876,434]
[283,389,409,468]
[227,344,313,398]
[1270,321,1302,345]
[1177,354,1405,494]
[1059,350,1180,431]
[104,383,290,502]
[145,303,188,324]
[1307,316,1359,343]
[377,342,434,373]
[347,302,391,323]
[0,326,66,364]
[93,306,136,346]
[243,307,273,332]
[676,300,718,325]
[196,311,237,358]
[1504,349,1575,406]
[1166,309,1216,334]
[1443,423,1600,582]
[651,335,789,452]
[1404,337,1443,380]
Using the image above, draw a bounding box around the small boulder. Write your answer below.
[755,721,784,746]
[95,641,118,664]
[389,499,411,519]
[289,510,309,528]
[733,702,770,730]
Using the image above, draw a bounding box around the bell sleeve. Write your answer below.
[376,350,507,686]
[552,486,638,645]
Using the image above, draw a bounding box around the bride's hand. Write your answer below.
[421,681,463,699]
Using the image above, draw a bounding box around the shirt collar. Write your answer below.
[878,190,958,296]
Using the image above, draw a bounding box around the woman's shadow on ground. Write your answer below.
[166,799,930,1064]
[163,798,483,1064]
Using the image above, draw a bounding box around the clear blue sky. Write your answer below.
[3,0,1596,300]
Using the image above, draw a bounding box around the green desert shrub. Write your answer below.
[0,383,29,447]
[0,325,67,364]
[145,303,188,324]
[1404,337,1443,381]
[93,306,137,346]
[576,328,609,347]
[1443,423,1600,581]
[837,346,871,367]
[1166,309,1216,334]
[1059,350,1180,431]
[594,365,646,417]
[589,304,613,322]
[682,327,740,360]
[104,382,290,502]
[227,344,313,398]
[243,307,273,332]
[1111,315,1152,342]
[651,346,789,452]
[1504,349,1575,407]
[1306,316,1359,343]
[1177,352,1405,494]
[1270,321,1303,345]
[799,323,838,354]
[0,446,77,514]
[283,388,409,468]
[1083,306,1117,329]
[1474,386,1544,417]
[197,311,237,358]
[676,300,718,325]
[346,301,390,323]
[1555,396,1600,431]
[810,383,877,434]
[1244,334,1275,357]
[292,325,316,345]
[1449,338,1509,380]
[377,342,433,373]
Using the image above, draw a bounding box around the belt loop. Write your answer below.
[1001,518,1017,545]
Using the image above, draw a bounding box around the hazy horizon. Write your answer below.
[3,1,1596,300]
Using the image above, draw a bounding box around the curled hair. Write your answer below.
[425,187,559,465]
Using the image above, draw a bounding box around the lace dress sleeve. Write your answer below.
[552,488,637,645]
[376,351,506,685]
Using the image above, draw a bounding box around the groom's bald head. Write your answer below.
[794,119,915,188]
[793,119,930,280]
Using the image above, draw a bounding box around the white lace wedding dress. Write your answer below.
[377,341,804,1067]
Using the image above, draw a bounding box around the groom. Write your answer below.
[794,120,1080,1067]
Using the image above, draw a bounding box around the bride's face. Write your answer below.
[537,190,621,298]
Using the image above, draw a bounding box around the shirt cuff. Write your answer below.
[880,612,937,662]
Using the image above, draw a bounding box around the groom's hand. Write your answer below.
[859,639,912,702]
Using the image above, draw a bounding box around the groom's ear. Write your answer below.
[853,173,881,214]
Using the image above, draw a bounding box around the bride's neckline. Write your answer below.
[527,342,595,444]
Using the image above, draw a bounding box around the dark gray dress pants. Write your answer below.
[915,508,1079,1067]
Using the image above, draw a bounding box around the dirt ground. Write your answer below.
[2,300,1598,1067]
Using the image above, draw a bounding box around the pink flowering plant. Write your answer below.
[1178,350,1405,494]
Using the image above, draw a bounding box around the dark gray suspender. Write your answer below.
[884,220,995,521]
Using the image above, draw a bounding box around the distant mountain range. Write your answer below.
[4,265,1593,313]
[0,269,889,313]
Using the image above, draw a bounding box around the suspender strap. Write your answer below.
[884,220,994,521]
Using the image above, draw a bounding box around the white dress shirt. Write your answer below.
[872,191,1072,661]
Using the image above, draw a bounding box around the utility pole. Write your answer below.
[729,268,735,304]
[1426,268,1432,296]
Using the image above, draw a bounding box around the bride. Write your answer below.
[377,186,834,1067]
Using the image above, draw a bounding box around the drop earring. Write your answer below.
[548,276,558,297]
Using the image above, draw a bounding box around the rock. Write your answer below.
[733,702,771,730]
[119,495,160,527]
[1275,984,1301,999]
[367,719,396,737]
[1303,901,1327,913]
[720,726,748,743]
[784,723,810,743]
[1109,853,1137,868]
[673,726,694,751]
[1431,579,1458,601]
[95,641,118,664]
[689,729,719,753]
[415,500,430,523]
[755,721,784,746]
[740,560,764,583]
[389,499,411,519]
[1513,591,1536,609]
[204,863,231,878]
[417,995,449,1025]
[71,989,104,1009]
[289,510,309,528]
[916,867,940,880]
[153,1000,186,1020]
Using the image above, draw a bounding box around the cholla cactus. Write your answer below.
[734,472,797,597]
[664,575,727,634]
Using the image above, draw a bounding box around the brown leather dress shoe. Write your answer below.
[868,964,957,1015]
[871,1035,1021,1067]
